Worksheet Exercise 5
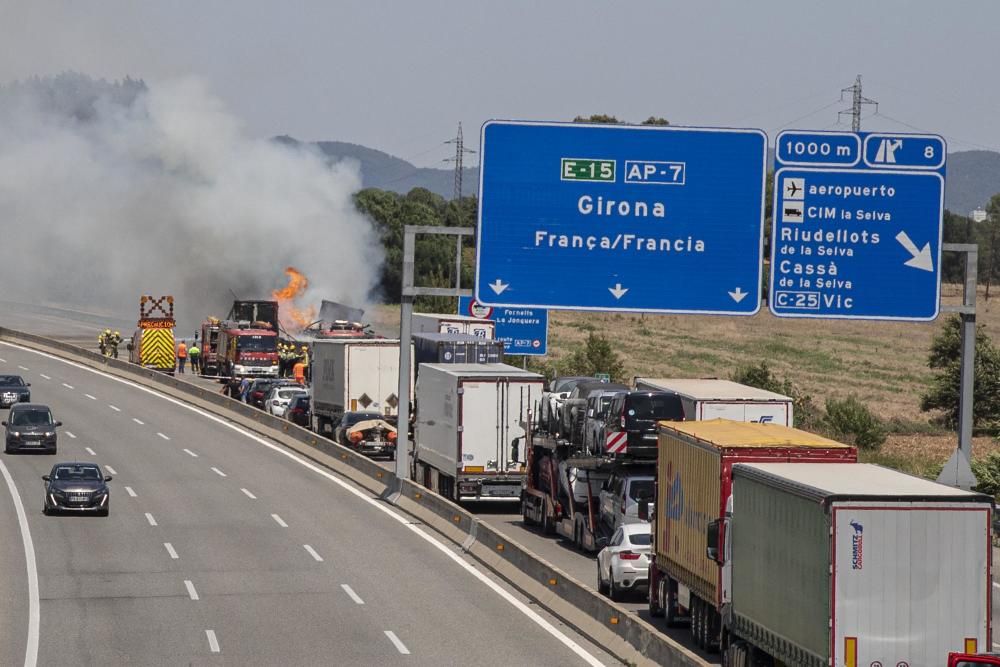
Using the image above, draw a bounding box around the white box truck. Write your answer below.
[712,462,992,665]
[414,363,544,502]
[412,313,495,339]
[310,339,411,435]
[634,378,793,426]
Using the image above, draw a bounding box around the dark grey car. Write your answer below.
[3,403,61,454]
[42,462,112,515]
[0,374,31,408]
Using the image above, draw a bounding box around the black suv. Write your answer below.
[600,391,684,459]
[0,375,31,408]
[3,404,61,454]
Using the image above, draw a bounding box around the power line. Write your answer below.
[772,99,843,133]
[874,111,1000,152]
[443,122,476,200]
[838,75,878,132]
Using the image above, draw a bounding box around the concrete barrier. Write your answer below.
[0,327,708,667]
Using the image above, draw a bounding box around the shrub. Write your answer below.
[823,395,887,450]
[972,452,1000,499]
[557,333,626,383]
[731,361,820,430]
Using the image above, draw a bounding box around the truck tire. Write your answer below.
[691,597,704,649]
[648,580,664,617]
[541,508,555,535]
[662,578,681,628]
[522,500,537,527]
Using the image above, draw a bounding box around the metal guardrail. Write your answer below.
[0,327,707,667]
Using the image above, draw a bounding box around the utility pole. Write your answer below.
[838,75,878,132]
[444,122,476,200]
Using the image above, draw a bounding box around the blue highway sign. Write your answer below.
[770,130,945,321]
[474,120,768,314]
[457,297,548,356]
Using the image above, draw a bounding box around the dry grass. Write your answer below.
[371,283,1000,469]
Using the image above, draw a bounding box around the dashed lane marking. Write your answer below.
[205,630,220,653]
[240,488,256,499]
[157,432,170,440]
[184,580,199,601]
[65,432,76,439]
[85,447,96,456]
[384,631,410,655]
[303,545,323,562]
[39,374,50,380]
[271,514,287,528]
[164,543,179,560]
[132,418,144,425]
[145,513,158,526]
[62,383,74,389]
[211,467,227,478]
[125,486,137,497]
[85,394,96,401]
[341,584,364,605]
[104,465,117,475]
[183,449,198,458]
[108,405,121,412]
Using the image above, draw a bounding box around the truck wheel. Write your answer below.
[707,608,721,653]
[597,563,608,594]
[541,508,554,535]
[663,579,680,627]
[522,500,537,527]
[648,580,664,617]
[691,597,704,648]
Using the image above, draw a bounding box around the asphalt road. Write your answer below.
[0,340,618,666]
[5,299,998,659]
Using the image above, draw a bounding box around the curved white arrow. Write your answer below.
[895,232,933,272]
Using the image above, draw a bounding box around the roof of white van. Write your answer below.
[634,378,791,401]
[420,363,544,379]
[736,462,987,501]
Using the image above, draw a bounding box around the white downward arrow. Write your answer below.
[895,232,934,272]
[729,287,747,303]
[609,283,628,299]
[489,279,509,295]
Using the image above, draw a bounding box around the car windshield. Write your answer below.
[0,375,25,386]
[10,409,52,426]
[627,532,652,546]
[237,335,277,352]
[629,480,655,502]
[53,465,101,481]
[343,412,382,426]
[278,389,305,399]
[552,378,585,393]
[628,394,684,421]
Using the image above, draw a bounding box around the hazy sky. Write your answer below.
[5,1,1000,167]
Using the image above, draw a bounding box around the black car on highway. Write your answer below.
[42,462,112,516]
[3,403,61,454]
[286,394,311,427]
[0,374,31,408]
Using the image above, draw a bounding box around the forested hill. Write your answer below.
[283,135,997,211]
[275,137,480,199]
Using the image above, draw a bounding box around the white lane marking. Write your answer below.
[303,545,323,562]
[341,584,364,605]
[62,383,74,389]
[164,543,179,560]
[184,580,199,601]
[39,374,50,380]
[85,447,96,456]
[132,418,144,425]
[108,405,120,412]
[384,631,410,655]
[994,581,1000,590]
[65,432,76,439]
[145,513,158,526]
[271,514,287,528]
[104,465,117,475]
[205,629,220,653]
[183,448,198,458]
[0,357,6,362]
[84,394,96,401]
[124,486,137,497]
[156,432,170,440]
[240,488,256,500]
[17,365,28,370]
[0,458,40,667]
[0,341,605,667]
[211,467,227,478]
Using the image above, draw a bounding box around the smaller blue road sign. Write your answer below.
[458,297,548,356]
[770,130,945,321]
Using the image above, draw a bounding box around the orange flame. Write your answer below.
[272,266,316,331]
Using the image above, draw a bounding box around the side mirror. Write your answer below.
[26,383,31,387]
[104,475,113,482]
[54,421,63,427]
[706,519,722,563]
[595,535,609,550]
[638,499,649,522]
[1,421,5,426]
[41,475,50,481]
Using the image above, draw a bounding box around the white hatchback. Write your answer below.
[596,522,651,601]
[265,387,307,418]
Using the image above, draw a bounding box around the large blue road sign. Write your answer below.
[457,297,548,356]
[474,120,768,314]
[770,130,945,321]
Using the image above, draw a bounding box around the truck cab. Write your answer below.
[218,322,279,378]
[950,654,1000,666]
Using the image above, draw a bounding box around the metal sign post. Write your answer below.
[938,243,978,490]
[395,225,474,483]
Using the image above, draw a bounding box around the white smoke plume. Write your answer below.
[0,73,383,333]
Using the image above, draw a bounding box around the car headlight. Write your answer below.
[44,431,55,438]
[11,431,19,438]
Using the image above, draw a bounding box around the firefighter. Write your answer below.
[108,331,123,359]
[301,344,310,384]
[97,331,107,356]
[189,342,201,374]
